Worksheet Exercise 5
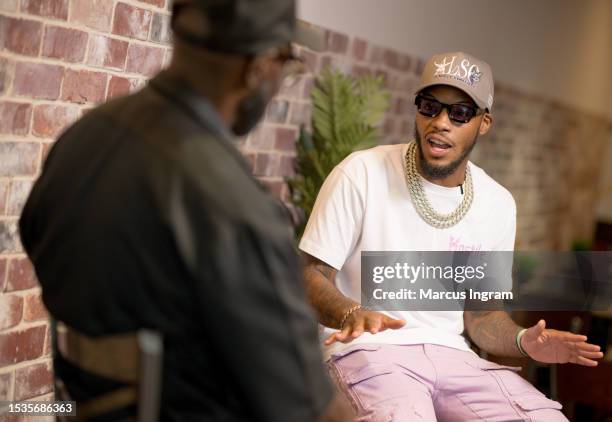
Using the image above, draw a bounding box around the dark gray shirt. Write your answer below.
[19,72,332,421]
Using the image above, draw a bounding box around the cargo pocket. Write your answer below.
[513,394,562,412]
[463,358,563,420]
[328,345,388,411]
[329,344,382,362]
[465,357,522,373]
[345,363,395,386]
[344,363,397,411]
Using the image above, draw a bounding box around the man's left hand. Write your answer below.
[521,319,604,366]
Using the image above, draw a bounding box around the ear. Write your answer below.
[478,112,493,136]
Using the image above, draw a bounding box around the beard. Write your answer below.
[231,80,273,136]
[414,125,478,180]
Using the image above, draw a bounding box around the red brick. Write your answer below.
[24,292,48,322]
[32,104,80,138]
[0,325,46,366]
[0,220,22,254]
[265,99,288,124]
[327,31,348,53]
[368,46,383,64]
[0,258,6,290]
[0,183,7,217]
[107,76,130,99]
[415,58,426,75]
[289,102,312,126]
[70,0,114,31]
[398,76,418,94]
[302,77,314,99]
[125,44,165,77]
[107,76,142,99]
[254,153,279,177]
[14,362,53,401]
[397,54,413,71]
[247,125,275,150]
[278,76,303,98]
[352,65,372,77]
[0,101,32,136]
[0,0,18,12]
[150,12,171,44]
[278,155,295,177]
[394,97,410,115]
[21,0,68,20]
[274,127,297,151]
[6,180,33,216]
[41,141,54,165]
[0,58,10,95]
[61,69,107,104]
[86,35,129,70]
[0,412,20,422]
[43,324,51,356]
[383,117,396,136]
[260,179,284,198]
[400,119,412,136]
[383,49,399,69]
[261,181,290,202]
[0,294,23,330]
[386,74,399,90]
[12,62,64,100]
[6,258,38,292]
[138,0,165,7]
[0,372,11,401]
[0,16,43,56]
[0,142,40,177]
[113,2,153,40]
[42,26,88,63]
[242,152,256,171]
[352,38,368,61]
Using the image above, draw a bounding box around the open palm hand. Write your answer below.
[521,320,603,367]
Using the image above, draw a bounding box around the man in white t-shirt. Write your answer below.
[299,52,602,421]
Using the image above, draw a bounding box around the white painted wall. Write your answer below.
[297,0,612,120]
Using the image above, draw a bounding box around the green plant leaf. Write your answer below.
[288,67,391,241]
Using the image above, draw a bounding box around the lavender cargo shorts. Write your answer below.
[328,344,568,421]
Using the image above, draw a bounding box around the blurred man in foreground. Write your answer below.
[19,0,351,420]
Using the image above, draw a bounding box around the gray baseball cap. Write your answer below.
[172,0,325,54]
[415,52,494,111]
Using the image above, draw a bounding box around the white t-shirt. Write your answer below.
[299,143,517,360]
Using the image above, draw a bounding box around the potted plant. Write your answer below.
[289,68,390,238]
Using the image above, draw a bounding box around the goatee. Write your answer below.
[414,126,478,180]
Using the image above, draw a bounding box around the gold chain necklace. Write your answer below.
[403,140,473,229]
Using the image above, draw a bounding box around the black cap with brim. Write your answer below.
[173,0,326,54]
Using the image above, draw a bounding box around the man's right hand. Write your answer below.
[301,252,406,346]
[324,308,406,345]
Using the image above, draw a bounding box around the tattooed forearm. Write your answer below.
[301,252,358,328]
[464,309,523,357]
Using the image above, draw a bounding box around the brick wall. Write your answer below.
[1,0,611,408]
[0,0,172,411]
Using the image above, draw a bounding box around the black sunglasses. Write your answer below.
[415,95,482,124]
